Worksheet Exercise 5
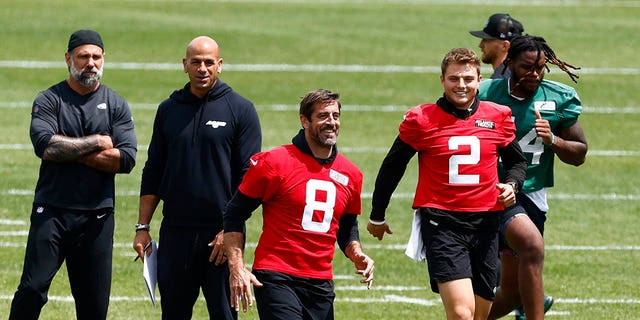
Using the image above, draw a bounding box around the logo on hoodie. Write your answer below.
[205,120,227,128]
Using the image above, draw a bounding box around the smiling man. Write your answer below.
[133,36,262,320]
[223,89,375,320]
[367,48,527,320]
[478,35,587,320]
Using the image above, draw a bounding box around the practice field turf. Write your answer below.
[1,0,639,319]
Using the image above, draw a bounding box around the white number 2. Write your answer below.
[449,136,480,184]
[301,179,336,233]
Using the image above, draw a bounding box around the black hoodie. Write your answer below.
[140,80,262,228]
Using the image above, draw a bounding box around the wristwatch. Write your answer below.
[135,223,150,232]
[506,181,519,194]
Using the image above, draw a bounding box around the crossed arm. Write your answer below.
[43,134,121,173]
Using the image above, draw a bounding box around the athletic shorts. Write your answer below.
[419,208,499,301]
[499,193,547,255]
[253,269,335,320]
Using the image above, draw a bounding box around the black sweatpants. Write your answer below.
[157,225,237,320]
[9,204,114,320]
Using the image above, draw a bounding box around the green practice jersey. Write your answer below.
[478,78,582,193]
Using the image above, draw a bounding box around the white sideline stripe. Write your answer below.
[340,295,441,306]
[2,241,640,251]
[0,231,28,236]
[0,60,638,75]
[337,285,423,291]
[253,104,640,114]
[0,294,638,307]
[0,219,26,225]
[1,145,639,158]
[3,189,640,201]
[2,101,640,114]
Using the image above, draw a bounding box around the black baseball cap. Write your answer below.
[469,13,524,41]
[67,29,104,53]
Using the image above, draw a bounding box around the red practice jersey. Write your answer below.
[238,144,363,279]
[399,101,516,212]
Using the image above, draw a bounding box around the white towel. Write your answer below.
[405,210,426,262]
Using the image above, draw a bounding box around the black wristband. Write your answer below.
[135,223,150,232]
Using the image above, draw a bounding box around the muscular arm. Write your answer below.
[43,134,112,162]
[43,134,122,173]
[137,194,161,226]
[553,121,588,166]
[77,148,121,173]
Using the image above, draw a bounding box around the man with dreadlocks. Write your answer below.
[478,35,588,320]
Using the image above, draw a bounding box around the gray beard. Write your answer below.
[70,64,102,87]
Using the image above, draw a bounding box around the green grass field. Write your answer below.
[1,0,639,319]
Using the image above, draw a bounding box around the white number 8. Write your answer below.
[301,179,336,233]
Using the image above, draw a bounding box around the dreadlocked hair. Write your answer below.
[507,35,581,83]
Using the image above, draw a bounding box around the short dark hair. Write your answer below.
[299,89,341,120]
[441,48,481,76]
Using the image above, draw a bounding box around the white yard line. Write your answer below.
[1,60,638,75]
[2,101,639,114]
[1,145,639,158]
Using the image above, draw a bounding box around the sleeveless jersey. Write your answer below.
[478,78,582,193]
[238,144,363,280]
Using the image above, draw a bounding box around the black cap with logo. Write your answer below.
[469,13,524,41]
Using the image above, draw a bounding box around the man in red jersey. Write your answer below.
[223,89,375,319]
[368,48,527,320]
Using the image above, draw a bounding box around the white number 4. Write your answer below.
[519,128,544,165]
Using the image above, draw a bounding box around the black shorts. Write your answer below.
[499,193,547,253]
[419,208,499,301]
[253,269,335,320]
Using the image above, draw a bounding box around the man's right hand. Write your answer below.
[132,231,152,261]
[228,262,263,313]
[367,220,393,241]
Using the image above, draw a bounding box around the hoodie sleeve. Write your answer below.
[140,103,168,196]
[230,98,262,189]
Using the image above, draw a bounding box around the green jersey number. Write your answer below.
[519,128,544,165]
